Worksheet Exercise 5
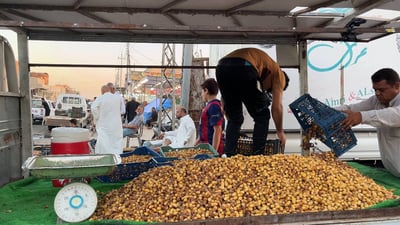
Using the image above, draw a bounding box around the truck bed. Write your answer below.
[44,115,88,127]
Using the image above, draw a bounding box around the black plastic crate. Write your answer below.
[97,146,161,183]
[236,138,282,156]
[289,94,357,157]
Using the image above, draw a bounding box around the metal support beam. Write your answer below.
[159,43,178,130]
[181,44,193,110]
[17,30,32,178]
[159,0,188,13]
[298,40,309,157]
[299,41,308,95]
[0,20,396,34]
[0,4,290,16]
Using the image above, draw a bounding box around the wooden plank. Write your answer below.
[44,116,71,127]
[156,207,400,225]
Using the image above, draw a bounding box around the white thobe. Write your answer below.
[165,115,197,148]
[146,114,196,148]
[91,92,123,154]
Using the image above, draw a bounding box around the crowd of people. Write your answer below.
[88,48,288,157]
[86,47,400,178]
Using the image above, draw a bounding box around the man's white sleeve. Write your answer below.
[165,130,177,137]
[335,96,376,112]
[120,96,126,115]
[361,106,400,127]
[91,98,101,124]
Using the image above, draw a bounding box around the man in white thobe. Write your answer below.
[91,85,123,154]
[143,106,196,149]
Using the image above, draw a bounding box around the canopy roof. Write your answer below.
[0,0,400,44]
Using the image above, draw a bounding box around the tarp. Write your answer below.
[143,98,172,123]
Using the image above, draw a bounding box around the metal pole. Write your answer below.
[340,65,344,105]
[125,43,130,97]
[0,41,6,91]
[298,40,310,157]
[160,43,177,130]
[17,30,33,177]
[181,44,193,110]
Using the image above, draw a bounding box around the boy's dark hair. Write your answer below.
[201,78,219,95]
[180,107,187,114]
[371,68,400,85]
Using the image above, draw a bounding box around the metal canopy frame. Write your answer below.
[0,0,399,44]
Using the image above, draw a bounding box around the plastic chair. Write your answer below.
[125,124,144,148]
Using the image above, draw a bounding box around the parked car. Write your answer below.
[31,98,54,122]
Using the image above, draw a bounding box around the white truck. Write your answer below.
[209,34,400,161]
[44,94,89,128]
[31,98,55,123]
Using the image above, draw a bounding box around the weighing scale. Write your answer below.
[22,154,121,223]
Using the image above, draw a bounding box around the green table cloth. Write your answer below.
[1,162,399,225]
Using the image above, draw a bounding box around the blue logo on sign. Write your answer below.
[307,42,367,72]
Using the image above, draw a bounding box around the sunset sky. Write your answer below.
[0,29,209,100]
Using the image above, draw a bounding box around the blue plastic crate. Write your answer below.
[193,154,214,160]
[151,157,178,167]
[289,94,342,132]
[289,94,357,157]
[122,146,162,158]
[96,146,161,183]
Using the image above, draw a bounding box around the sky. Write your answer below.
[0,29,209,100]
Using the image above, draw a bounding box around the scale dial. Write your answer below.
[54,182,98,223]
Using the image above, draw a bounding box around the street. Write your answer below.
[32,122,50,137]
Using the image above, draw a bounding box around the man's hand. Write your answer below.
[341,110,362,130]
[276,130,286,152]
